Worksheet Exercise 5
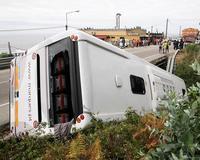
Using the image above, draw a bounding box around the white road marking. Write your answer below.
[0,102,9,108]
[0,80,9,85]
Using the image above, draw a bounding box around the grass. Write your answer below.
[0,110,165,160]
[175,44,200,87]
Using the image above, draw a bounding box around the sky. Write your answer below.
[0,0,200,51]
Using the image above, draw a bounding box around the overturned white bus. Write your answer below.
[9,29,186,135]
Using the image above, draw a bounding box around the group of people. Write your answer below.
[173,39,184,50]
[158,38,185,54]
[119,38,151,48]
[113,38,185,51]
[159,39,170,54]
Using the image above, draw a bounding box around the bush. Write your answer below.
[0,52,13,58]
[0,108,166,160]
[175,44,200,87]
[176,61,200,87]
[79,111,144,160]
[185,44,200,56]
[0,111,145,160]
[0,135,55,159]
[148,61,200,160]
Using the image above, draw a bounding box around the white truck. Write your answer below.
[9,29,186,136]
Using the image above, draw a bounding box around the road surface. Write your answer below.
[0,45,174,126]
[0,69,9,126]
[125,45,174,62]
[126,45,161,58]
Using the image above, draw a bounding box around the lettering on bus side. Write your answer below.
[27,62,32,122]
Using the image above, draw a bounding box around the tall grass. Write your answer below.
[175,44,200,87]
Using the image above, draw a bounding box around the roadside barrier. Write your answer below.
[0,57,13,69]
[166,49,180,73]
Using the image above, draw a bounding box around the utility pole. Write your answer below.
[115,13,122,29]
[179,26,182,37]
[165,18,169,39]
[8,42,12,55]
[65,10,80,30]
[151,26,153,33]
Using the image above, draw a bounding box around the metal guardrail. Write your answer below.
[0,57,14,69]
[166,49,180,73]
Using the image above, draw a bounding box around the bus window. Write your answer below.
[130,75,146,94]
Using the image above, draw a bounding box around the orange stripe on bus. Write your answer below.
[15,65,19,90]
[15,101,18,127]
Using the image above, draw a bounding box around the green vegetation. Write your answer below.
[0,111,151,159]
[175,44,200,87]
[148,60,200,160]
[0,52,13,58]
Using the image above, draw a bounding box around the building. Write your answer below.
[82,27,147,44]
[147,32,164,45]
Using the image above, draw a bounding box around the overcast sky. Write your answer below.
[0,0,200,51]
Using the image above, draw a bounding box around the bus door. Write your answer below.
[48,37,83,126]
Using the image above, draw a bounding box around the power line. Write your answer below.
[0,25,80,32]
[0,26,65,32]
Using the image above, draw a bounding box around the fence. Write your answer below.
[0,57,14,69]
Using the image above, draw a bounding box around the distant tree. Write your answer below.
[0,52,13,58]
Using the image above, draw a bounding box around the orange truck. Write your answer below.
[182,28,199,43]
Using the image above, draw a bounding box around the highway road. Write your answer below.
[126,45,161,58]
[126,45,174,61]
[0,45,174,126]
[0,69,9,126]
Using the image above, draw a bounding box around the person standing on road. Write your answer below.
[159,43,162,53]
[122,38,125,48]
[142,40,145,46]
[162,40,166,54]
[173,40,178,50]
[173,40,176,50]
[119,38,123,48]
[179,39,184,49]
[166,40,169,53]
[148,39,150,46]
[136,39,139,47]
[132,39,135,48]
